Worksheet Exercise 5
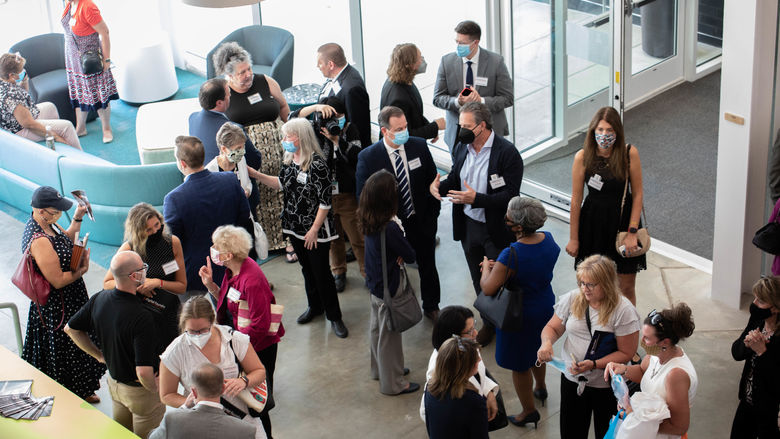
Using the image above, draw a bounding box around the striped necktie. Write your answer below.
[394,151,415,218]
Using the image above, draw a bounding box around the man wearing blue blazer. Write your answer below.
[356,106,441,319]
[430,102,523,345]
[163,136,252,300]
[433,20,513,152]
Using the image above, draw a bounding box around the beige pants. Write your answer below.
[16,102,81,149]
[106,376,166,439]
[369,294,407,394]
[329,193,366,277]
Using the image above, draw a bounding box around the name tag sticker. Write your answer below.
[296,171,308,184]
[475,76,489,87]
[247,93,262,105]
[227,287,241,302]
[331,81,342,95]
[331,180,339,195]
[69,17,77,27]
[408,157,422,170]
[588,174,604,191]
[161,260,179,275]
[489,175,506,189]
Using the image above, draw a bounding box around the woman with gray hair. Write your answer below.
[479,196,560,428]
[205,122,259,199]
[212,41,295,262]
[255,118,348,338]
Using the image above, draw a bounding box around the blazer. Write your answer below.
[163,169,251,291]
[380,80,438,140]
[148,404,256,439]
[438,134,523,246]
[433,48,513,150]
[355,136,441,221]
[325,65,371,148]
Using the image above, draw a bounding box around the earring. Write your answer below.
[661,346,667,352]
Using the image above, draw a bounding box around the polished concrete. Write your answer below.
[0,201,749,438]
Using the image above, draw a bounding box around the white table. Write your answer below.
[135,98,200,164]
[115,31,178,104]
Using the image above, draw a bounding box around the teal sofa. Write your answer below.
[0,129,182,245]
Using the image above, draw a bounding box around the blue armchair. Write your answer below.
[206,25,294,90]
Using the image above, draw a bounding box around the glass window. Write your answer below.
[696,0,723,65]
[631,0,678,74]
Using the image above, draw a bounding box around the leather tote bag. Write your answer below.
[380,226,423,333]
[753,220,780,254]
[473,246,524,332]
[12,232,64,329]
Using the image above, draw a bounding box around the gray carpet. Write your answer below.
[524,71,721,259]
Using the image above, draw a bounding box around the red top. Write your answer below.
[217,257,284,353]
[63,0,103,37]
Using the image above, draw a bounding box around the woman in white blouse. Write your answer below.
[204,122,260,199]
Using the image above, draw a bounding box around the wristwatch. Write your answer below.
[240,375,249,388]
[628,227,638,234]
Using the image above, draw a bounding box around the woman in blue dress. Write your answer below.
[480,196,559,428]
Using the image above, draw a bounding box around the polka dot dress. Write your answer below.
[20,215,106,399]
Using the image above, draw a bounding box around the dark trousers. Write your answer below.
[731,399,780,439]
[461,216,504,295]
[257,343,278,439]
[289,236,342,321]
[559,374,615,439]
[401,214,440,312]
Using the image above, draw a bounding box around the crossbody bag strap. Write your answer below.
[27,232,64,331]
[380,225,391,307]
[585,306,593,337]
[619,144,649,229]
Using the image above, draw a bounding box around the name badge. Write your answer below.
[296,171,308,184]
[161,260,179,275]
[331,81,342,95]
[331,180,339,195]
[227,287,241,302]
[408,157,422,170]
[69,16,77,27]
[489,174,506,189]
[587,174,604,191]
[474,76,489,87]
[247,93,262,105]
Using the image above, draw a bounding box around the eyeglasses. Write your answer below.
[185,326,211,336]
[42,208,61,216]
[578,281,597,291]
[460,325,477,337]
[128,263,149,277]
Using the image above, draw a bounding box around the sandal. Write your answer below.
[285,248,298,263]
[85,394,100,404]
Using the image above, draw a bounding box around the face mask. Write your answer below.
[226,148,245,164]
[134,270,146,286]
[457,126,479,144]
[752,304,773,320]
[147,224,164,245]
[187,331,210,349]
[282,140,297,153]
[416,58,427,74]
[210,247,225,266]
[391,129,409,146]
[595,133,616,149]
[15,69,26,85]
[337,116,346,129]
[456,43,471,57]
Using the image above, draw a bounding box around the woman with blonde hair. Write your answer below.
[255,118,347,338]
[424,336,489,438]
[380,43,445,141]
[104,202,186,351]
[537,254,640,438]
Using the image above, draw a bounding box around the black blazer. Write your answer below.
[329,65,371,148]
[438,134,523,246]
[355,136,441,220]
[380,80,438,140]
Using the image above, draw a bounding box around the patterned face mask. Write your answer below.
[595,133,616,149]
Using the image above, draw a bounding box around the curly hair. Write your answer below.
[386,43,418,85]
[212,42,252,76]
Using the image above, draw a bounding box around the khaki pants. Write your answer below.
[15,102,82,150]
[107,376,165,439]
[329,193,365,277]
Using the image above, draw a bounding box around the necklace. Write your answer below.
[650,360,662,380]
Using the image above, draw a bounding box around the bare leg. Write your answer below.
[74,108,88,136]
[531,362,547,393]
[618,273,637,306]
[97,105,113,143]
[511,370,536,419]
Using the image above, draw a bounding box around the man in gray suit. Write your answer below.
[149,363,255,439]
[433,20,514,152]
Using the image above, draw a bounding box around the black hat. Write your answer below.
[31,186,73,211]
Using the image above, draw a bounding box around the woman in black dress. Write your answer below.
[103,203,186,353]
[380,43,445,141]
[565,107,645,305]
[21,186,105,402]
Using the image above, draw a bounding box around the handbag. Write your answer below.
[380,226,422,332]
[70,33,103,75]
[584,307,618,362]
[473,247,524,332]
[253,220,269,260]
[615,145,651,257]
[227,330,269,413]
[268,303,283,336]
[753,219,780,254]
[11,232,65,330]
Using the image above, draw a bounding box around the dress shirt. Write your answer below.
[196,401,224,410]
[460,48,486,105]
[319,65,348,99]
[461,131,495,222]
[383,138,415,207]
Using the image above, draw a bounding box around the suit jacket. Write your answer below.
[323,65,371,148]
[355,136,441,221]
[433,48,513,150]
[438,134,523,246]
[380,80,438,140]
[163,169,251,291]
[148,404,256,439]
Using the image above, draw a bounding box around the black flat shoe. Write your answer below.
[403,367,410,376]
[334,273,346,293]
[508,410,540,428]
[397,382,420,395]
[331,319,349,338]
[296,308,323,324]
[533,388,548,407]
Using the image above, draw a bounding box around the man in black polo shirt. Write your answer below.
[65,250,165,439]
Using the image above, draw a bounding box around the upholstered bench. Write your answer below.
[135,98,200,164]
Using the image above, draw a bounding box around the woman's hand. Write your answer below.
[744,329,768,355]
[198,257,216,293]
[102,59,110,72]
[315,104,336,118]
[479,256,495,274]
[565,239,578,257]
[73,204,87,221]
[486,391,498,421]
[622,233,639,256]
[76,248,90,277]
[183,391,197,409]
[569,360,595,375]
[136,278,158,298]
[320,127,339,145]
[537,342,554,363]
[304,226,319,250]
[604,362,627,382]
[223,378,247,398]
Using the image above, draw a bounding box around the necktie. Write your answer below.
[466,61,474,87]
[394,151,415,218]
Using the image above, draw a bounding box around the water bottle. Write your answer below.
[45,125,55,150]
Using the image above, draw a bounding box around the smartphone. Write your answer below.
[461,87,472,96]
[570,352,578,364]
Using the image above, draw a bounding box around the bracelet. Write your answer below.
[240,375,249,389]
[160,279,163,289]
[104,58,111,63]
[592,359,598,370]
[73,218,83,222]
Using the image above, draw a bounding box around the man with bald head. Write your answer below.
[66,251,165,439]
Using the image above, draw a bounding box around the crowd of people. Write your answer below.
[10,16,780,439]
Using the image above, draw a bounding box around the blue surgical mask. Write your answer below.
[337,116,346,129]
[456,43,471,58]
[392,129,409,146]
[282,140,297,153]
[15,69,26,85]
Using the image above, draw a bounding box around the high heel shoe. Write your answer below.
[533,388,548,407]
[508,410,541,428]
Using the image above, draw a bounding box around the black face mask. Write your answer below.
[147,224,165,246]
[751,304,773,320]
[458,127,476,144]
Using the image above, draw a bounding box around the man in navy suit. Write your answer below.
[163,136,252,300]
[356,106,441,319]
[430,102,523,345]
[189,78,262,218]
[316,43,372,148]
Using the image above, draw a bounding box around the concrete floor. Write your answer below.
[0,201,749,438]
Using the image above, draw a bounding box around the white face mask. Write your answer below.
[187,331,211,349]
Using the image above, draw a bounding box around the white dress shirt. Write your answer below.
[461,131,495,222]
